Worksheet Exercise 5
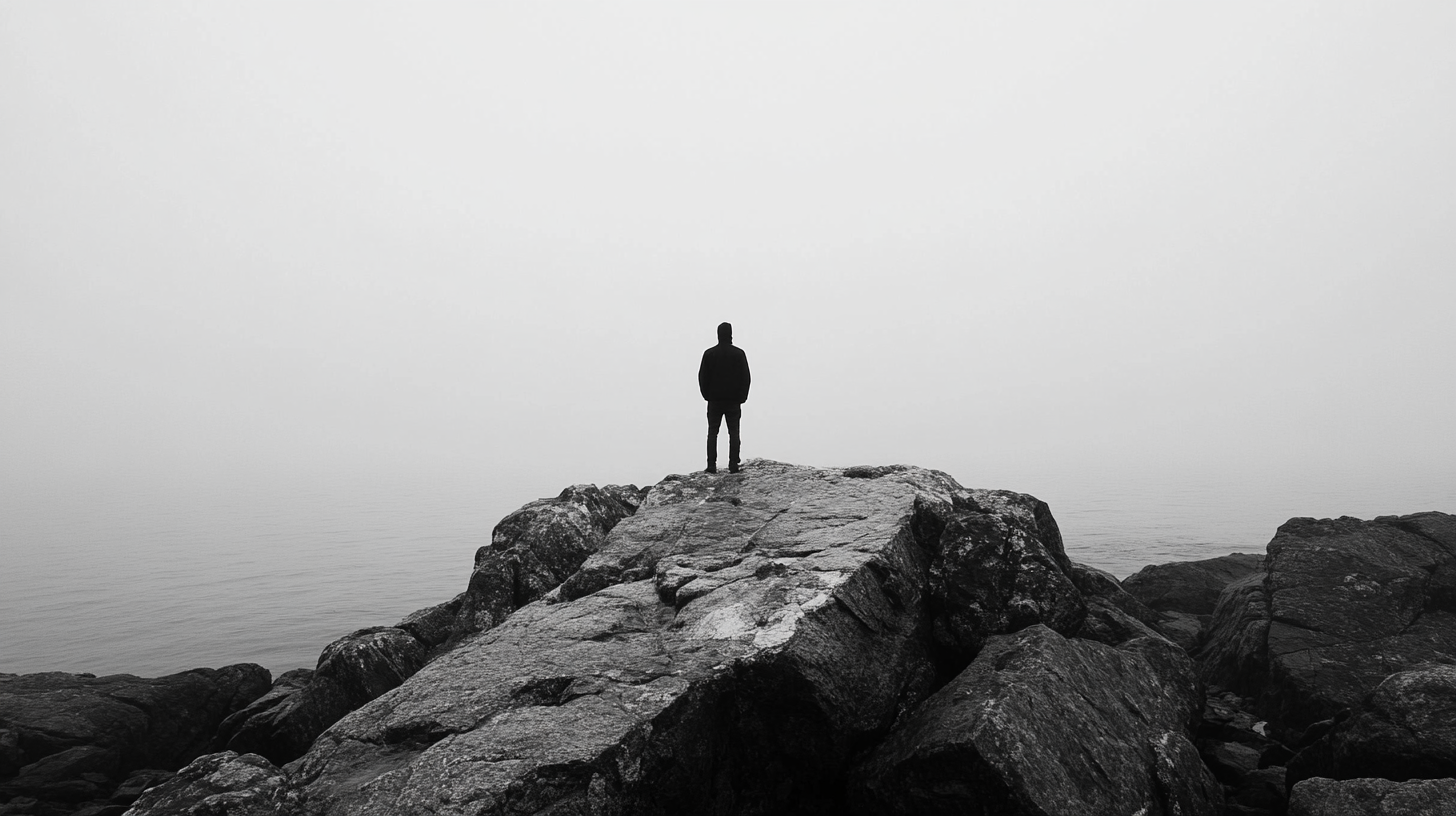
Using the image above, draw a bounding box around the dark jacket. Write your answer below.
[699,324,750,404]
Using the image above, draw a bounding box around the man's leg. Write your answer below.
[706,402,725,472]
[726,404,742,473]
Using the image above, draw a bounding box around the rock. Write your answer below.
[394,593,465,650]
[207,459,1122,816]
[925,490,1086,666]
[1199,512,1456,735]
[1225,766,1287,816]
[1156,610,1207,652]
[1288,776,1456,816]
[452,483,646,641]
[0,665,269,811]
[281,461,972,815]
[1195,689,1291,808]
[1287,663,1456,787]
[0,745,117,802]
[1123,553,1264,652]
[123,751,299,816]
[210,483,645,768]
[1070,562,1167,646]
[109,768,174,806]
[1124,552,1265,615]
[214,628,427,765]
[71,804,128,816]
[850,624,1222,816]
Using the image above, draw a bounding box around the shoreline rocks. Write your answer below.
[1199,513,1456,736]
[850,625,1220,816]
[6,462,1452,816]
[0,665,269,814]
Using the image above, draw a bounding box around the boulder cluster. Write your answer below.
[1,461,1451,816]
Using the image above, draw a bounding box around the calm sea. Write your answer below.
[3,462,1451,679]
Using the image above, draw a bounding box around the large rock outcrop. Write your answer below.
[849,625,1220,816]
[1198,512,1456,733]
[131,460,1109,816]
[285,462,964,815]
[0,665,269,809]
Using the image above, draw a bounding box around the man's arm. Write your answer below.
[698,349,711,401]
[738,350,750,403]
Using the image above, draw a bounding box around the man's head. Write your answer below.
[717,322,732,344]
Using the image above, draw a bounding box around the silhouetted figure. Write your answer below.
[698,322,750,473]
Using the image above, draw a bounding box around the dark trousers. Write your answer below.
[706,400,742,468]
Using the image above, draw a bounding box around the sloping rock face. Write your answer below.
[1199,512,1456,734]
[284,462,967,815]
[849,625,1220,816]
[123,461,1089,816]
[452,483,646,641]
[0,666,268,807]
[1286,663,1456,787]
[1288,776,1456,816]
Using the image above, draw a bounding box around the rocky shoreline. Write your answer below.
[3,460,1452,815]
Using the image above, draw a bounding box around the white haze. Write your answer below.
[3,4,1454,534]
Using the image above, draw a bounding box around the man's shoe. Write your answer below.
[706,465,717,474]
[729,463,741,474]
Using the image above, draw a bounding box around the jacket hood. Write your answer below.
[717,322,733,344]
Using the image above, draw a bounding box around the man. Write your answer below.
[698,322,751,474]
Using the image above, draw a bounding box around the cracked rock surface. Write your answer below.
[286,461,964,815]
[849,625,1220,816]
[1199,512,1456,735]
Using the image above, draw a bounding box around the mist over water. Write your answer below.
[4,459,1450,679]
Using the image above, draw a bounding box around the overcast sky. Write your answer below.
[3,3,1454,498]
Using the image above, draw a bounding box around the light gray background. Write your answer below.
[5,4,1453,492]
[2,5,1453,674]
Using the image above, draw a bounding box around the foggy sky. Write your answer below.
[4,3,1454,499]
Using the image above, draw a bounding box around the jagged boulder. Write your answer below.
[1288,777,1456,816]
[213,627,428,765]
[394,593,465,651]
[849,625,1221,816]
[452,483,646,641]
[1070,562,1166,646]
[122,751,298,816]
[925,490,1086,665]
[1287,663,1456,787]
[1199,512,1456,735]
[276,462,963,815]
[0,666,268,812]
